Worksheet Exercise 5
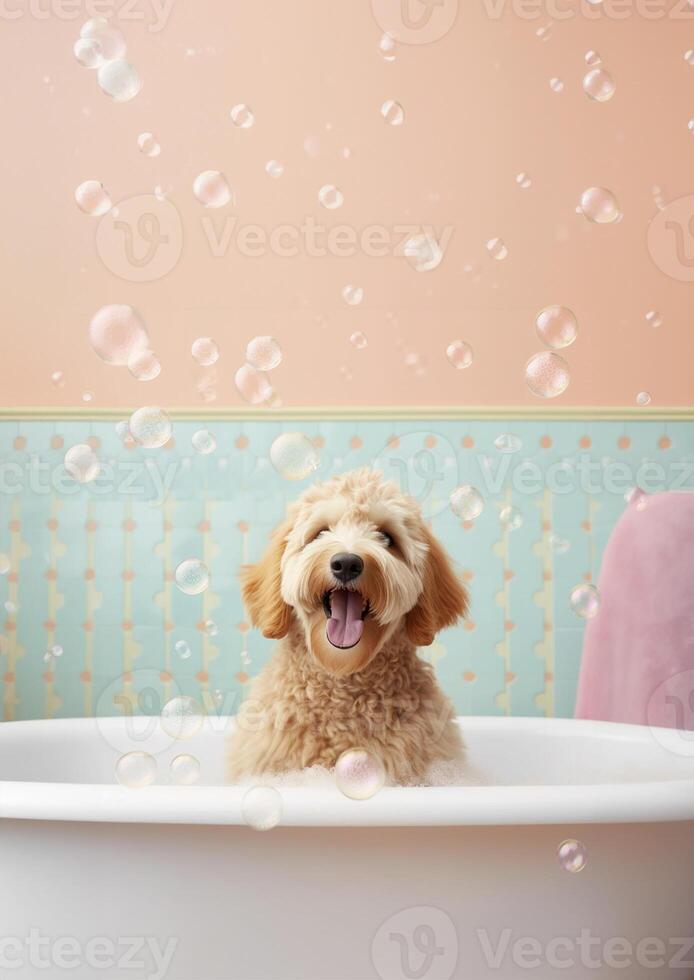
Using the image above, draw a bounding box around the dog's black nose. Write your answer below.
[330,552,364,584]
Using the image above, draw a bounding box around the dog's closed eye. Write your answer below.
[378,529,395,548]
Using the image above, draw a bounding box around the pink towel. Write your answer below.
[574,490,694,729]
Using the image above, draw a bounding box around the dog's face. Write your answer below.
[242,469,468,677]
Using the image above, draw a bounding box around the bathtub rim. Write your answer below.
[1,715,693,828]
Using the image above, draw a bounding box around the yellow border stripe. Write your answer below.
[0,406,693,421]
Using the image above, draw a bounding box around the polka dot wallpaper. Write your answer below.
[1,414,691,722]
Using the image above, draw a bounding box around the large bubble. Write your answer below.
[128,406,172,448]
[88,305,149,366]
[525,352,570,398]
[97,60,141,102]
[193,171,232,208]
[270,433,320,480]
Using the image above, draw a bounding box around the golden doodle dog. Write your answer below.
[227,468,469,784]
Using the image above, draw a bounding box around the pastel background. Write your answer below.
[1,2,693,722]
[1,414,692,721]
[0,0,693,408]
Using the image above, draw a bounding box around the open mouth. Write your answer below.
[323,589,370,649]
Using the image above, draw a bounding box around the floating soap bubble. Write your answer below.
[80,16,109,37]
[585,50,601,66]
[246,336,282,371]
[689,120,694,134]
[129,406,172,448]
[525,352,570,399]
[73,37,104,69]
[270,432,320,480]
[578,186,621,224]
[174,559,209,596]
[350,331,368,349]
[51,370,65,387]
[75,180,111,216]
[97,60,141,102]
[549,533,571,555]
[0,554,10,575]
[137,132,160,157]
[450,485,484,521]
[403,233,443,272]
[191,337,219,367]
[535,306,578,349]
[380,99,404,125]
[626,487,648,510]
[558,839,587,873]
[341,284,364,306]
[116,752,157,788]
[446,340,473,369]
[685,49,694,65]
[265,160,284,178]
[486,237,508,260]
[64,444,100,484]
[636,391,651,406]
[235,364,273,405]
[82,391,94,403]
[89,304,149,365]
[161,696,204,740]
[583,68,615,102]
[174,639,192,660]
[80,18,126,59]
[570,583,600,619]
[378,32,397,61]
[170,754,200,785]
[242,786,283,830]
[500,505,523,531]
[318,185,343,209]
[128,349,161,381]
[494,433,522,453]
[645,311,662,328]
[192,428,216,454]
[536,23,552,40]
[335,748,386,800]
[515,172,532,189]
[43,644,63,664]
[193,170,232,208]
[230,103,254,128]
[203,619,219,637]
[549,77,564,93]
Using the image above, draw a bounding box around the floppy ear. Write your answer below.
[406,524,469,647]
[241,520,293,639]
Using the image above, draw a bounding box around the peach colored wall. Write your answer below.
[1,0,693,408]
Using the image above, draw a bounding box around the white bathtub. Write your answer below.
[1,716,693,980]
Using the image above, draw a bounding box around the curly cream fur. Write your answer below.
[228,468,468,784]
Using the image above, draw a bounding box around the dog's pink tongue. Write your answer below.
[326,590,364,649]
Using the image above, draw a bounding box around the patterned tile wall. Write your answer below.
[0,416,692,722]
